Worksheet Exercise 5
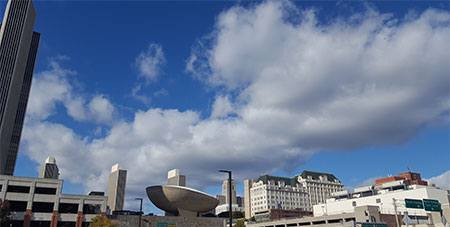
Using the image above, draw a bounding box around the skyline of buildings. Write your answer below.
[248,172,450,227]
[0,0,40,175]
[0,0,447,224]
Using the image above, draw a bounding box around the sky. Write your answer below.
[1,0,449,215]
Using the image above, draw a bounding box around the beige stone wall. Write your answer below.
[111,215,226,227]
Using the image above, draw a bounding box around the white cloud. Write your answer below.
[27,58,75,120]
[135,43,166,83]
[27,59,116,124]
[21,2,449,211]
[188,2,450,151]
[153,88,169,97]
[211,95,234,119]
[88,95,115,124]
[425,171,450,189]
[131,84,151,105]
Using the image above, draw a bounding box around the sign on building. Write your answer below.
[157,223,176,227]
[423,199,441,212]
[360,223,388,227]
[405,199,424,209]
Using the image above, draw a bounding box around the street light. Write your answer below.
[135,198,143,227]
[219,170,232,227]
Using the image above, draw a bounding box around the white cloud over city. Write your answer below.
[21,1,449,209]
[425,171,450,189]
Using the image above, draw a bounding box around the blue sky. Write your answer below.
[1,0,449,215]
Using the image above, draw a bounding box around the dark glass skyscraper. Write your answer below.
[0,0,40,175]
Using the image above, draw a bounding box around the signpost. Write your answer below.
[405,199,424,209]
[423,199,441,212]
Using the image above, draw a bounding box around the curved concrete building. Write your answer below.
[146,185,219,217]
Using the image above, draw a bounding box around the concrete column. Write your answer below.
[76,211,83,227]
[26,181,36,210]
[50,210,58,227]
[23,209,32,227]
[0,179,8,200]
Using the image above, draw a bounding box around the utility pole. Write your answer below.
[393,198,400,227]
[219,170,233,227]
[135,198,143,227]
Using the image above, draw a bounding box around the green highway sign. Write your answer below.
[360,223,388,227]
[423,199,441,212]
[405,199,424,209]
[157,223,176,227]
[375,224,388,227]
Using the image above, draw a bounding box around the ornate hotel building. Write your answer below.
[244,171,344,219]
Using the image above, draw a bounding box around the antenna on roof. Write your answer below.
[407,167,411,172]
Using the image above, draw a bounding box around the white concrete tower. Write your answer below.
[107,163,127,212]
[38,157,59,179]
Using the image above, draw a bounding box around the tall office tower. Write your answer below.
[107,163,127,212]
[222,179,237,205]
[0,0,41,175]
[167,169,186,186]
[38,157,59,179]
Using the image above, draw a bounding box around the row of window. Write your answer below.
[0,185,57,194]
[7,200,101,214]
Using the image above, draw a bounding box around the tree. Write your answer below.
[89,215,118,227]
[0,199,11,227]
[250,216,256,222]
[234,219,245,227]
[232,211,244,219]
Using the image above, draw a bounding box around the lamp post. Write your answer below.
[219,170,232,227]
[135,198,143,227]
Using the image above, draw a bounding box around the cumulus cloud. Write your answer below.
[425,171,450,188]
[135,43,166,83]
[21,1,449,211]
[27,58,116,124]
[188,1,449,151]
[27,58,75,120]
[211,95,234,119]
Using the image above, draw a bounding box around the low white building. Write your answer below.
[0,175,107,227]
[313,180,450,217]
[215,203,245,215]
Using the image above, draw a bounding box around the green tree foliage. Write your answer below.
[0,199,11,227]
[234,219,245,227]
[89,215,118,227]
[250,216,256,222]
[232,211,244,219]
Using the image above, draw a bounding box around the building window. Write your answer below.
[59,203,79,214]
[352,201,357,207]
[32,202,54,213]
[34,187,57,195]
[9,201,27,212]
[7,185,30,193]
[376,198,381,203]
[83,204,101,214]
[58,222,76,227]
